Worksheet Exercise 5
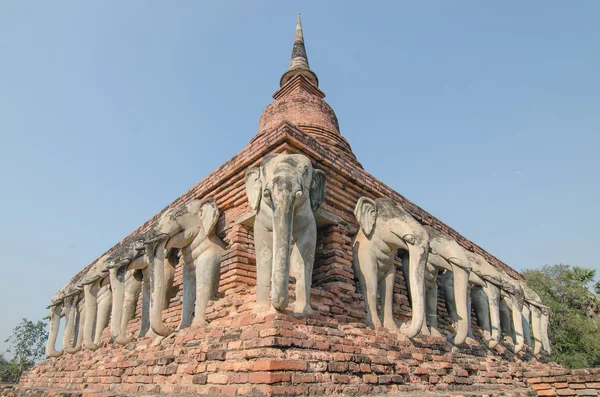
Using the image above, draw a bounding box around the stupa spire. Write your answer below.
[280,13,319,87]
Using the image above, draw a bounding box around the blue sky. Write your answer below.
[1,2,598,352]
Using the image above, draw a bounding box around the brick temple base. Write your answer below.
[12,285,560,397]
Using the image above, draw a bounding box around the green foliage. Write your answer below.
[524,264,600,369]
[1,318,48,383]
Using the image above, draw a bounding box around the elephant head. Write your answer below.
[423,225,471,345]
[245,153,326,313]
[146,197,220,336]
[354,197,429,338]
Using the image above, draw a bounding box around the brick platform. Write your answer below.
[16,284,557,396]
[14,121,566,396]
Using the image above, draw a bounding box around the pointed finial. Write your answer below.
[280,13,319,87]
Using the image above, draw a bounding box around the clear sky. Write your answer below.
[1,2,598,352]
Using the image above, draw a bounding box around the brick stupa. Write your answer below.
[14,15,580,397]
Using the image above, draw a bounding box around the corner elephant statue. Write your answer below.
[145,197,226,336]
[404,225,471,345]
[352,197,430,338]
[245,152,326,314]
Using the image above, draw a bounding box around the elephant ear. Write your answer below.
[200,197,219,235]
[354,197,378,237]
[245,167,262,212]
[309,169,327,212]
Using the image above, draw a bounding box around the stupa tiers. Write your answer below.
[15,15,587,397]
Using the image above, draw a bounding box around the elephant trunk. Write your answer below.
[270,193,295,311]
[449,266,470,346]
[148,239,174,336]
[45,306,63,358]
[400,243,429,338]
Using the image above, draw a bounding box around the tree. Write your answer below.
[524,264,600,369]
[1,318,48,383]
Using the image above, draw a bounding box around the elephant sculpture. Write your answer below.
[352,197,430,338]
[63,292,85,354]
[467,252,525,353]
[77,257,112,351]
[60,292,84,354]
[405,225,471,345]
[106,235,160,345]
[245,153,326,314]
[518,280,551,355]
[145,197,226,336]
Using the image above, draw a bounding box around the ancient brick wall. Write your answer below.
[526,368,600,396]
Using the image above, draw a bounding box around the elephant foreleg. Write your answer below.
[193,249,223,326]
[61,299,77,351]
[508,295,525,354]
[449,266,470,346]
[522,304,532,348]
[380,267,397,329]
[472,285,492,341]
[441,271,458,323]
[179,261,196,329]
[291,223,316,315]
[115,270,142,345]
[93,284,112,349]
[540,310,551,354]
[352,241,382,329]
[254,222,273,313]
[65,299,85,353]
[483,283,501,349]
[83,284,98,350]
[139,268,158,339]
[109,268,125,341]
[424,266,441,337]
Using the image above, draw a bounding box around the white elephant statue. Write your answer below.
[410,225,471,346]
[106,236,153,345]
[80,264,112,351]
[145,197,226,336]
[352,197,430,338]
[517,280,551,355]
[467,252,525,353]
[245,153,326,314]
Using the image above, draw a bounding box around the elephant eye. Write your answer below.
[303,166,309,176]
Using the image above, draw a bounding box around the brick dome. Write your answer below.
[255,75,360,166]
[258,84,339,135]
